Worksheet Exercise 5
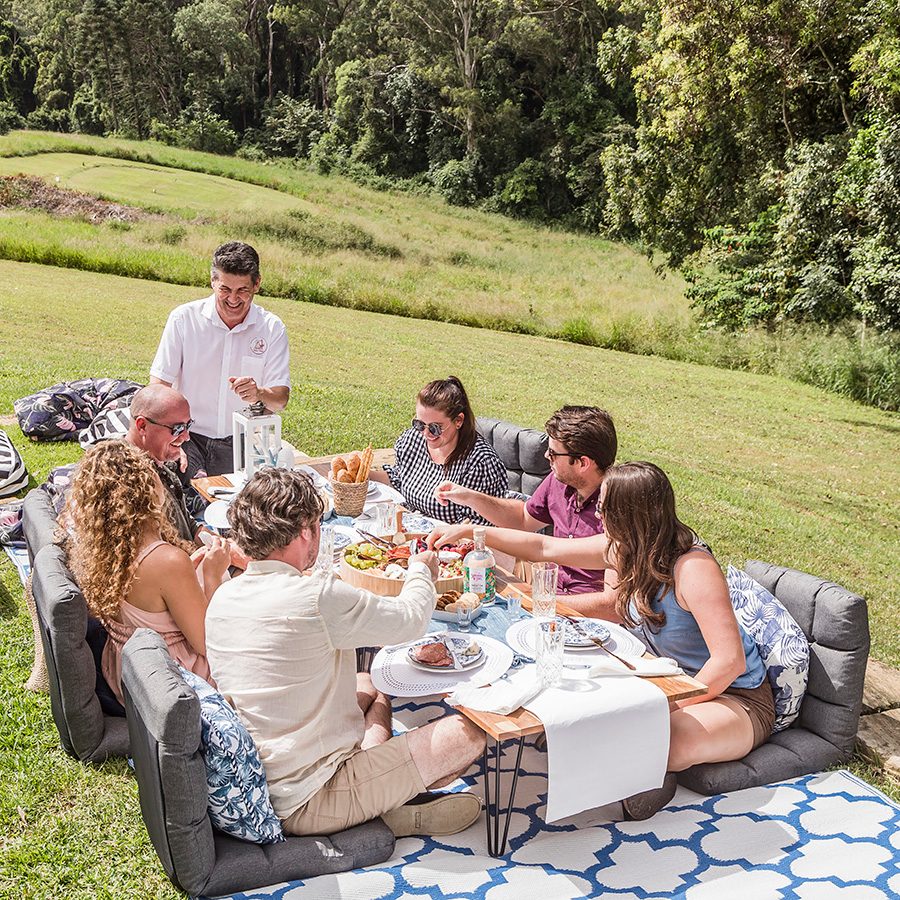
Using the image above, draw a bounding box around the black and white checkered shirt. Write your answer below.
[385,429,508,525]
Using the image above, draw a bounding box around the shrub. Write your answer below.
[258,95,327,159]
[430,157,481,206]
[0,101,23,135]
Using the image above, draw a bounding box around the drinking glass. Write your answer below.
[456,604,473,632]
[505,590,522,622]
[536,621,565,688]
[531,562,559,620]
[375,502,397,537]
[315,523,335,573]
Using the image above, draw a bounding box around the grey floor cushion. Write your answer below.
[476,417,550,495]
[122,629,396,898]
[31,542,129,762]
[678,559,869,794]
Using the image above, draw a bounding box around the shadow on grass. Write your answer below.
[0,577,17,619]
[840,418,900,435]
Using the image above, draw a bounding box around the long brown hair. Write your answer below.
[417,375,476,470]
[602,462,697,629]
[65,441,189,623]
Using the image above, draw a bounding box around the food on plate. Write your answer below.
[456,591,480,610]
[413,641,453,667]
[330,446,375,485]
[435,590,461,611]
[460,639,481,657]
[344,539,464,581]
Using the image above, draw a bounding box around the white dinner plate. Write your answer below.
[204,500,232,531]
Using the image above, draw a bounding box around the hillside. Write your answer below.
[0,260,896,666]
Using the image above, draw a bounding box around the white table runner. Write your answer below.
[524,668,670,822]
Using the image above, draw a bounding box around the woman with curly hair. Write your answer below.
[66,440,230,702]
[428,461,774,820]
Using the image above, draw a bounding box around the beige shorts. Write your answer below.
[282,733,427,837]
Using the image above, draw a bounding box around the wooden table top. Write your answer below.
[192,448,708,740]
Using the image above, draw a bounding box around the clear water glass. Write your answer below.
[537,621,565,688]
[531,562,559,620]
[505,590,522,622]
[375,502,397,537]
[456,605,473,632]
[315,523,335,573]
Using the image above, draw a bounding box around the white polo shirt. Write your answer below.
[150,296,291,439]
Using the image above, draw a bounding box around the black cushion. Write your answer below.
[476,417,550,496]
[122,629,396,897]
[678,559,869,794]
[31,543,129,762]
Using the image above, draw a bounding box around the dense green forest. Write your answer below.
[0,0,898,346]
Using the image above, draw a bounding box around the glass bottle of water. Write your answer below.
[463,526,496,605]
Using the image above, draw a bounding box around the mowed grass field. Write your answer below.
[0,261,898,897]
[0,133,689,334]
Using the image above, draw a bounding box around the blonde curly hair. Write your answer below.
[65,440,190,623]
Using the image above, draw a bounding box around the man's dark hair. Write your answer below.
[545,406,617,471]
[227,468,323,559]
[211,241,261,282]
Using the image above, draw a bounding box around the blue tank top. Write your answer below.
[629,556,766,690]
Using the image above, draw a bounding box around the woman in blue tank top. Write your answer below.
[430,461,774,820]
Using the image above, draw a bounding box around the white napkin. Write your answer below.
[525,674,670,822]
[447,668,542,715]
[588,656,684,678]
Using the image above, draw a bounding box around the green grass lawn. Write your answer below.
[0,134,689,334]
[0,252,898,892]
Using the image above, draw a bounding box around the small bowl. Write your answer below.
[438,550,461,563]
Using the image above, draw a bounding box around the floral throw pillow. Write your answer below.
[727,566,810,733]
[178,667,284,844]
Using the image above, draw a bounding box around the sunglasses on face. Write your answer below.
[144,416,194,438]
[545,447,581,462]
[411,418,445,438]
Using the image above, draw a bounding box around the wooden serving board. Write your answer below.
[340,545,464,597]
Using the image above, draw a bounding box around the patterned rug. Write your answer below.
[216,698,900,900]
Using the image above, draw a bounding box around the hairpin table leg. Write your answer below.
[483,736,525,857]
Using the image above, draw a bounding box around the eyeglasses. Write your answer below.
[411,418,445,438]
[545,448,581,462]
[143,416,194,438]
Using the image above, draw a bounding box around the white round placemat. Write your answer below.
[505,618,646,665]
[371,634,514,697]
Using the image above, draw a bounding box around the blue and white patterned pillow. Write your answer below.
[178,667,284,843]
[727,566,810,732]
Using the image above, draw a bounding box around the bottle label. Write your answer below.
[464,566,496,604]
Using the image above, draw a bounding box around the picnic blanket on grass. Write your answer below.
[207,696,900,900]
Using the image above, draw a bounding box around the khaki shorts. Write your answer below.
[723,678,776,750]
[282,733,427,837]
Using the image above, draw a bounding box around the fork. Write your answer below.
[560,615,637,671]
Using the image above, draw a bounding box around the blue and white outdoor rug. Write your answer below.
[218,698,900,900]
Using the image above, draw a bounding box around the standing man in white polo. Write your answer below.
[150,242,291,481]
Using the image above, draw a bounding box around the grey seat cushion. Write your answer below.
[22,487,59,565]
[31,543,129,762]
[476,417,550,496]
[678,559,869,795]
[122,629,396,897]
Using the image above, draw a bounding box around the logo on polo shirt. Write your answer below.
[250,338,267,356]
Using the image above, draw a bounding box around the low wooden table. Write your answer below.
[194,451,707,856]
[472,571,706,855]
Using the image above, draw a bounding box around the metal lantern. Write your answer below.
[232,402,282,479]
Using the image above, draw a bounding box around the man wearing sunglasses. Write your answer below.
[150,241,291,482]
[435,406,620,621]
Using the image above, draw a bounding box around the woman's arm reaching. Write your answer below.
[428,523,613,570]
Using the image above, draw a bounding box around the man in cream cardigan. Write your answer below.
[206,468,484,838]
